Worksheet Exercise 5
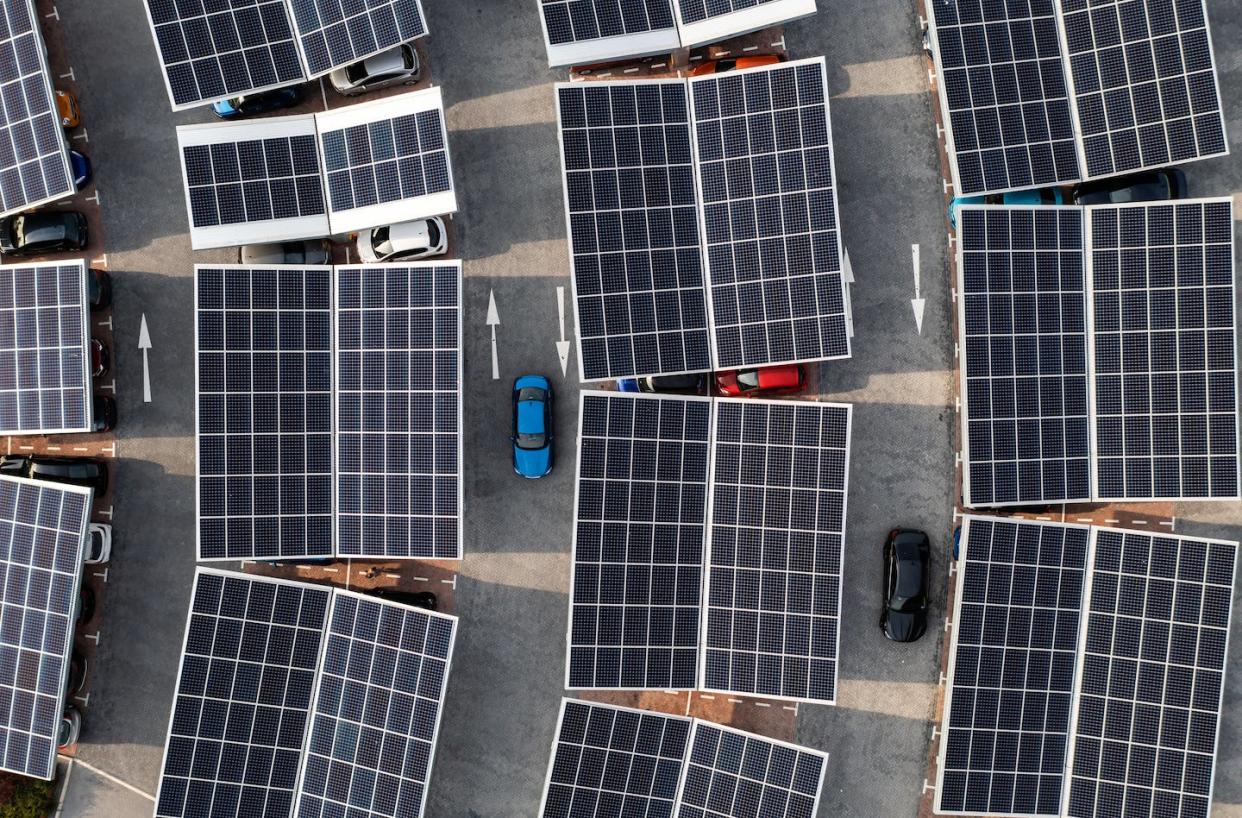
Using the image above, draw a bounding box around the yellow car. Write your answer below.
[55,89,80,128]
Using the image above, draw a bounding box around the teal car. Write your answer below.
[948,186,1065,229]
[512,375,553,478]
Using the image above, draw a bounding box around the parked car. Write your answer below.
[85,523,111,565]
[1072,167,1187,205]
[0,211,89,257]
[329,43,421,96]
[690,54,784,76]
[356,217,448,263]
[0,455,109,493]
[58,707,80,750]
[71,150,91,189]
[948,186,1064,229]
[512,375,553,478]
[370,588,437,610]
[240,239,331,265]
[715,365,806,397]
[91,396,116,433]
[211,86,304,119]
[55,90,80,128]
[633,373,709,395]
[617,379,640,392]
[88,268,111,311]
[66,652,87,696]
[90,338,109,378]
[880,529,931,643]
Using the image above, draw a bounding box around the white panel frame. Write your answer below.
[543,24,681,69]
[674,0,816,49]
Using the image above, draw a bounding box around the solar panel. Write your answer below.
[673,0,817,50]
[957,206,1091,507]
[295,590,456,818]
[927,0,1082,196]
[936,516,1091,817]
[141,0,306,110]
[154,570,331,818]
[196,265,335,561]
[556,79,712,381]
[538,698,692,818]
[689,58,850,370]
[0,0,74,217]
[316,88,456,235]
[567,391,711,690]
[0,261,92,436]
[1062,529,1238,818]
[701,399,850,704]
[540,0,680,69]
[1059,0,1229,180]
[178,115,330,251]
[285,0,428,78]
[335,263,461,560]
[0,475,89,780]
[1088,199,1239,501]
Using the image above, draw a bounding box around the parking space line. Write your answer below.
[83,631,99,645]
[58,68,74,81]
[69,757,155,802]
[97,505,112,520]
[52,757,72,818]
[71,129,88,143]
[43,5,57,20]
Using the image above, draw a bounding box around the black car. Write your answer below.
[88,268,111,311]
[637,373,709,395]
[0,455,109,494]
[370,588,437,611]
[92,395,116,433]
[1072,167,1187,205]
[212,86,304,119]
[880,529,931,643]
[0,211,88,257]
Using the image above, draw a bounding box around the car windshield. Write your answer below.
[737,370,759,390]
[516,431,546,450]
[346,62,369,83]
[1112,181,1165,203]
[372,226,392,257]
[427,219,440,248]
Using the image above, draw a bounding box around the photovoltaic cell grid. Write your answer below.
[702,400,849,703]
[296,592,455,818]
[958,207,1091,507]
[928,0,1082,196]
[1060,0,1228,179]
[690,59,850,369]
[286,0,427,78]
[541,0,676,46]
[0,477,89,780]
[0,262,90,435]
[196,266,335,561]
[1063,530,1237,818]
[143,0,305,109]
[1089,200,1238,501]
[678,721,826,818]
[336,264,461,560]
[568,393,710,690]
[0,0,73,216]
[936,517,1090,817]
[183,133,326,231]
[676,0,783,25]
[154,571,331,818]
[539,699,691,818]
[557,81,711,381]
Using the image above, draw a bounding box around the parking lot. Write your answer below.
[19,0,1242,816]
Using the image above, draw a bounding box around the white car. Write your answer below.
[85,523,111,564]
[356,217,448,263]
[329,43,420,96]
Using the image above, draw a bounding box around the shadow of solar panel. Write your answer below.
[154,570,331,818]
[1089,200,1238,501]
[957,206,1091,507]
[557,80,711,380]
[183,133,325,229]
[542,0,676,46]
[335,264,461,559]
[568,392,710,690]
[0,476,89,780]
[936,517,1090,817]
[701,400,849,703]
[196,266,334,560]
[287,0,427,77]
[1063,530,1237,818]
[0,262,90,435]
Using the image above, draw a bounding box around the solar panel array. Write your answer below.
[1059,0,1228,180]
[568,392,710,690]
[1063,530,1237,818]
[937,517,1090,816]
[0,262,91,435]
[0,0,74,217]
[1088,200,1238,501]
[556,80,712,381]
[0,476,89,780]
[296,591,455,818]
[541,0,677,56]
[196,266,335,561]
[154,571,331,818]
[958,207,1091,507]
[142,0,306,109]
[286,0,427,78]
[336,263,462,560]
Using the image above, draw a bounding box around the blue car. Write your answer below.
[512,375,553,478]
[70,150,90,190]
[948,186,1065,229]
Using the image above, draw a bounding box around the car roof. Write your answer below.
[363,45,408,75]
[382,219,432,252]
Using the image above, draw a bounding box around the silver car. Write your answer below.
[329,44,421,96]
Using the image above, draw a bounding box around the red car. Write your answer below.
[715,365,806,397]
[690,54,784,76]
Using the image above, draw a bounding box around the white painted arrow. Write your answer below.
[911,244,926,335]
[486,290,500,381]
[842,245,855,284]
[138,314,152,403]
[555,286,571,377]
